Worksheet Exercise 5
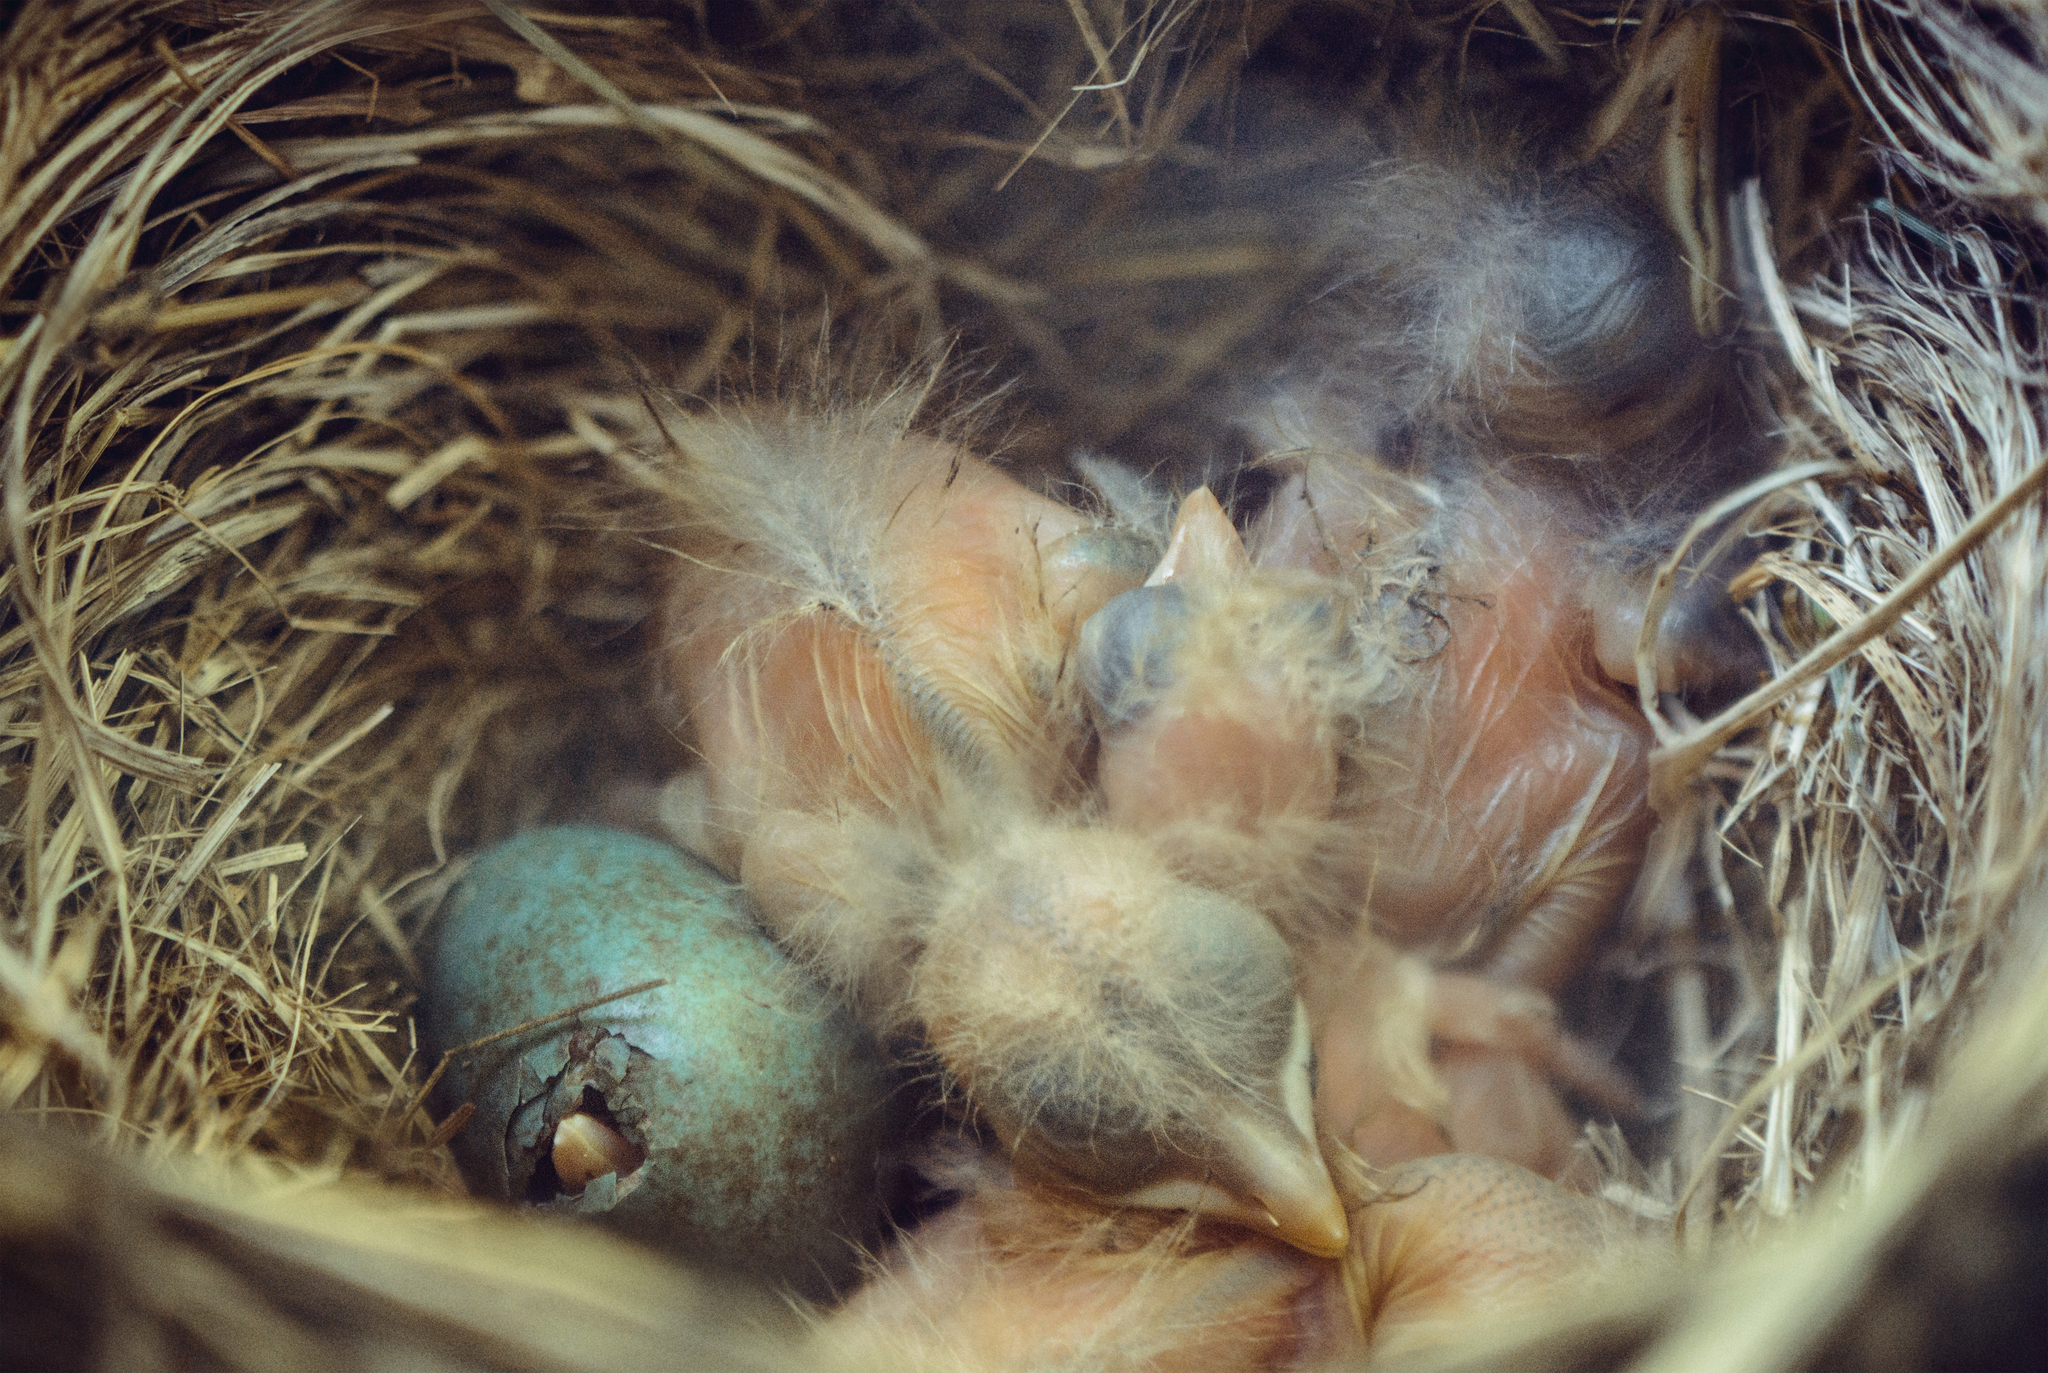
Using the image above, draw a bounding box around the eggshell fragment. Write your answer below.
[423,825,905,1297]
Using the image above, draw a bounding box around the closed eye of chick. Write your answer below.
[652,392,1347,1258]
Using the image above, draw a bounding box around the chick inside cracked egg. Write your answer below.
[422,826,910,1299]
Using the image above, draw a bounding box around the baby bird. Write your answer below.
[1248,462,1656,999]
[1075,462,1651,1178]
[653,391,1346,1257]
[818,1142,1637,1372]
[1243,10,1768,695]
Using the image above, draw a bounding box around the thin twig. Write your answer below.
[405,978,672,1129]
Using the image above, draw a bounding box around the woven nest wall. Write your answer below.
[2,1,2046,1369]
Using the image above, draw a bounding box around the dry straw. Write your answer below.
[1,0,2044,1368]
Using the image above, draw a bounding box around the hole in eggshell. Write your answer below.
[544,1087,648,1197]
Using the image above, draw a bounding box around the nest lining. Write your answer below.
[1,0,2046,1368]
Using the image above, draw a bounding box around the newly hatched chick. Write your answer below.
[1245,12,1768,695]
[822,1145,1346,1373]
[1248,462,1656,1001]
[1076,463,1652,1178]
[654,393,1346,1256]
[819,1143,1636,1372]
[1267,463,1655,1176]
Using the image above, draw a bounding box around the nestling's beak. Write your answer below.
[1112,1003,1350,1259]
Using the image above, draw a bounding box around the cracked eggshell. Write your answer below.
[423,825,904,1296]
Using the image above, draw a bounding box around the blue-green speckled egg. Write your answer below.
[422,826,903,1296]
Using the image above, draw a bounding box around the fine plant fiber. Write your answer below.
[1,0,2045,1370]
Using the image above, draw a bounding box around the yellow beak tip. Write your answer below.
[1275,1209,1351,1259]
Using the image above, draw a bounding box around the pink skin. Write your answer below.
[1293,463,1651,1172]
[668,438,1141,873]
[1249,467,1654,994]
[1095,466,1653,1177]
[822,1152,1621,1371]
[828,1199,1344,1373]
[1094,489,1340,837]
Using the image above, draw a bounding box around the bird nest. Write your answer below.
[3,0,2046,1368]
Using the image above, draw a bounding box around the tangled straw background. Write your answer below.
[2,1,2046,1368]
